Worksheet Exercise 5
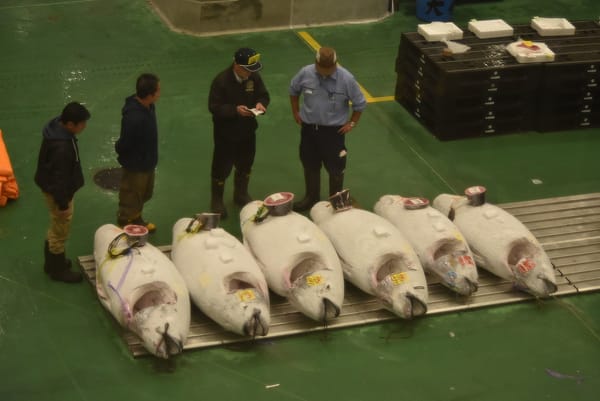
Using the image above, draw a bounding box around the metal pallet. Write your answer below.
[78,193,600,357]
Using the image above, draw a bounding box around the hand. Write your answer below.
[237,105,253,117]
[255,102,267,113]
[338,121,355,135]
[293,112,302,125]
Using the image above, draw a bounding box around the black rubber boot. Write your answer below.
[329,173,344,196]
[45,240,72,274]
[46,251,83,283]
[210,178,228,219]
[293,169,321,212]
[233,170,252,207]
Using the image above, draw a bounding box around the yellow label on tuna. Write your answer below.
[306,275,323,286]
[390,272,408,285]
[237,289,256,302]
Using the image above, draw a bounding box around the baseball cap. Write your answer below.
[315,47,337,76]
[234,48,262,72]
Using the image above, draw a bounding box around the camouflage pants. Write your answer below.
[117,169,155,223]
[43,192,73,254]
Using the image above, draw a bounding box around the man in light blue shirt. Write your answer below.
[289,47,367,211]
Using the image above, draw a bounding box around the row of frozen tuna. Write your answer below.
[92,187,557,358]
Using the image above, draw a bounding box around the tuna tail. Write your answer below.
[455,276,479,296]
[243,308,269,337]
[466,277,479,295]
[392,293,428,320]
[539,274,558,295]
[407,294,428,318]
[322,297,341,327]
[156,322,184,359]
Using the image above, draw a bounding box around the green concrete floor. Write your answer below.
[1,0,599,400]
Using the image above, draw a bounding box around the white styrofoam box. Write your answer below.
[417,22,463,42]
[506,40,555,63]
[468,19,514,38]
[531,17,576,36]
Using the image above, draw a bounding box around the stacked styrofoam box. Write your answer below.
[531,17,576,36]
[468,19,514,38]
[417,22,463,42]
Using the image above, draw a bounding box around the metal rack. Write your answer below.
[78,193,600,356]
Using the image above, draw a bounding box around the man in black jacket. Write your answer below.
[35,102,91,283]
[115,73,160,232]
[208,48,270,219]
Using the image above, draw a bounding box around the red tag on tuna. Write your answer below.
[517,258,536,273]
[458,255,474,266]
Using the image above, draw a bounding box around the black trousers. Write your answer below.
[211,131,256,180]
[299,123,347,174]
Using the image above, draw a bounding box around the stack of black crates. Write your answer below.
[395,20,600,140]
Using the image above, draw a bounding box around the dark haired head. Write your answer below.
[60,102,91,124]
[136,73,160,99]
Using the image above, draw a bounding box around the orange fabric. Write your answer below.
[4,180,18,198]
[0,129,20,205]
[0,130,14,177]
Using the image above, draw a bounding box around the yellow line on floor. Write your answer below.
[295,31,394,104]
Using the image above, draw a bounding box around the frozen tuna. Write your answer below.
[94,224,190,358]
[374,195,478,296]
[171,213,270,337]
[240,192,344,322]
[311,190,428,319]
[433,187,557,297]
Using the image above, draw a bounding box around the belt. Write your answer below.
[302,122,341,130]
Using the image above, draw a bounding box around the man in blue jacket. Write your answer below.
[35,102,91,283]
[115,73,160,232]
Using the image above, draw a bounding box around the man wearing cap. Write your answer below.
[289,47,367,212]
[208,47,270,219]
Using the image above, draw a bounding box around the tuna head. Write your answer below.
[374,255,428,319]
[507,239,557,297]
[223,272,271,337]
[129,282,188,359]
[287,254,344,323]
[431,242,479,296]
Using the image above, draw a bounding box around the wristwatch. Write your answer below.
[349,121,356,128]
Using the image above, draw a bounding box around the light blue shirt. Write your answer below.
[289,64,367,126]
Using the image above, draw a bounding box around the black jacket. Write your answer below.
[115,95,158,172]
[208,66,270,140]
[34,117,84,210]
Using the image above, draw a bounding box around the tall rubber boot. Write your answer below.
[211,178,228,219]
[329,173,344,196]
[45,240,72,274]
[46,251,83,283]
[233,170,252,207]
[293,169,321,212]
